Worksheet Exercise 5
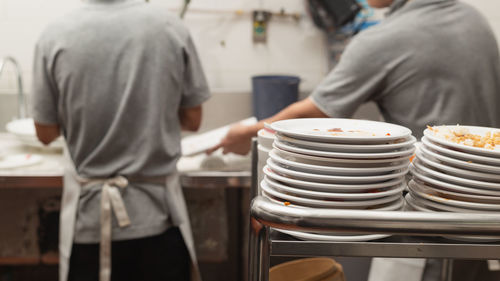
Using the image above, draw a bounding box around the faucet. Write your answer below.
[0,56,26,119]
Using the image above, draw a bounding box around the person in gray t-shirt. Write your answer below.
[32,0,210,280]
[209,0,500,153]
[209,1,500,281]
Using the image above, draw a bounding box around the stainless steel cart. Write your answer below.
[248,140,500,281]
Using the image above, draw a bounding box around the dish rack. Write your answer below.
[248,139,500,281]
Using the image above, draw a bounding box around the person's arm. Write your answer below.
[206,97,327,155]
[34,122,60,145]
[179,105,202,131]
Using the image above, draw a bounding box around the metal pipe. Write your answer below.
[0,56,26,119]
[251,196,500,236]
[249,219,270,281]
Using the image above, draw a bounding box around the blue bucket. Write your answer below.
[252,75,300,120]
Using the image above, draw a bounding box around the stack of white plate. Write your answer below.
[407,125,500,242]
[263,118,416,241]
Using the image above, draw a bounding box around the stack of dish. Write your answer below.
[263,118,416,241]
[407,125,500,241]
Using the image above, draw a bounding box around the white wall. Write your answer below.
[0,0,330,95]
[0,0,500,129]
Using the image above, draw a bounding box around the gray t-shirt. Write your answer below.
[32,0,210,242]
[311,0,500,139]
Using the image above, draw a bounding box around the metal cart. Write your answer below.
[247,140,500,281]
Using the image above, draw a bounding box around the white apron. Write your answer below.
[59,149,201,281]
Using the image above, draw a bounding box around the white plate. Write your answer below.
[419,143,500,174]
[273,144,412,165]
[424,125,500,157]
[267,158,409,184]
[422,136,500,166]
[408,180,500,211]
[6,118,65,150]
[269,149,410,176]
[261,180,402,208]
[265,191,405,211]
[408,180,500,204]
[275,229,390,242]
[270,118,412,144]
[413,159,500,190]
[409,164,500,196]
[263,165,405,192]
[416,149,500,182]
[404,194,500,242]
[0,154,43,169]
[274,139,416,159]
[257,128,275,149]
[265,177,404,200]
[407,191,490,213]
[276,134,417,153]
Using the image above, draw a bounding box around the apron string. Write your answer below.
[76,175,131,281]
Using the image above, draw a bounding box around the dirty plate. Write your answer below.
[424,125,500,157]
[270,118,412,144]
[274,139,416,159]
[276,134,416,153]
[267,158,408,184]
[419,143,500,174]
[0,154,43,169]
[269,149,410,176]
[265,177,404,200]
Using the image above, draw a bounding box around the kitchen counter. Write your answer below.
[0,132,251,189]
[0,132,251,281]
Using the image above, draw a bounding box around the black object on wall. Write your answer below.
[307,0,361,31]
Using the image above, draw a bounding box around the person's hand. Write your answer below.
[207,124,254,155]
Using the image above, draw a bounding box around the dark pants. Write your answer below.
[68,227,190,281]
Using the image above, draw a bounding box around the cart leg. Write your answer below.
[249,218,270,281]
[440,259,453,281]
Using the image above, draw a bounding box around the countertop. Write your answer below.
[0,133,251,189]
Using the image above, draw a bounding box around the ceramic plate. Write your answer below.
[6,118,64,149]
[419,143,500,174]
[424,125,500,157]
[275,229,390,242]
[0,154,43,169]
[261,180,402,208]
[273,144,412,166]
[416,149,500,182]
[409,164,500,196]
[265,191,405,211]
[413,159,500,190]
[404,194,500,242]
[264,177,404,200]
[269,149,410,176]
[274,139,416,159]
[270,118,412,144]
[267,158,409,184]
[257,128,275,149]
[276,134,416,153]
[263,165,405,192]
[408,180,500,204]
[408,180,500,211]
[422,137,500,166]
[407,191,488,213]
